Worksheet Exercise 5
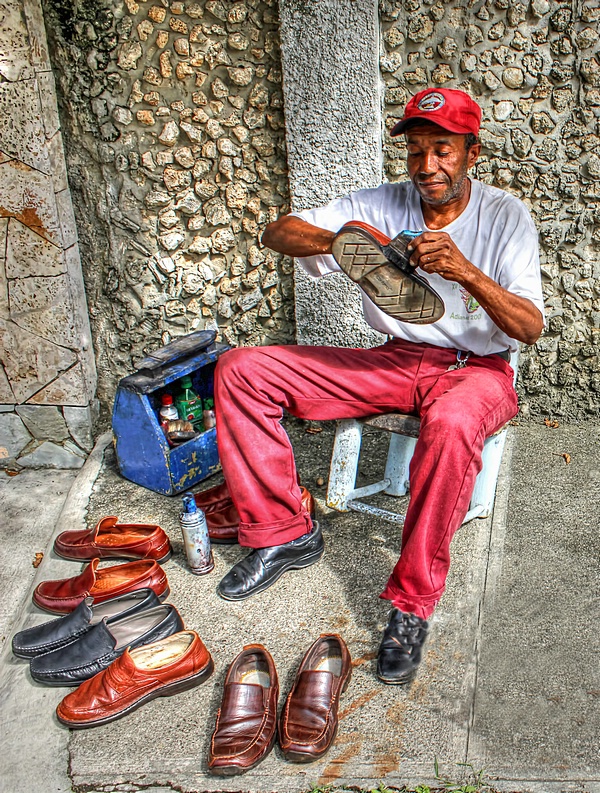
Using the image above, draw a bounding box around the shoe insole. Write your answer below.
[232,655,271,687]
[313,654,343,676]
[89,591,152,626]
[91,564,152,591]
[97,530,155,546]
[110,606,171,650]
[238,669,271,687]
[131,632,193,670]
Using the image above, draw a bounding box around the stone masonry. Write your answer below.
[0,0,97,469]
[42,0,294,406]
[380,0,600,418]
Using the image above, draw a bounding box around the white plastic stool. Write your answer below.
[326,350,518,526]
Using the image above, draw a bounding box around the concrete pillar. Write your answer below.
[278,0,386,348]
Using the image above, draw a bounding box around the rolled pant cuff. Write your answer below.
[379,582,441,621]
[238,511,313,549]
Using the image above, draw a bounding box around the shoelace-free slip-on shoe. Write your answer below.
[217,521,324,601]
[30,603,184,686]
[203,486,315,545]
[331,221,445,324]
[279,634,351,762]
[377,608,429,685]
[56,630,213,729]
[54,516,172,563]
[33,558,169,615]
[208,644,278,776]
[12,588,161,660]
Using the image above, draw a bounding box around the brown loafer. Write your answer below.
[205,486,315,545]
[279,634,351,762]
[56,630,213,728]
[33,558,169,615]
[193,481,232,514]
[54,516,172,563]
[208,644,278,776]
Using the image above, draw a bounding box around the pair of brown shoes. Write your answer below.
[208,634,351,776]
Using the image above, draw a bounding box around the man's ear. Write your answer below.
[468,143,482,169]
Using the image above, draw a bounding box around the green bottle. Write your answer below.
[175,376,204,429]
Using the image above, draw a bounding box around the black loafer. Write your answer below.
[29,604,184,686]
[12,588,161,660]
[217,522,324,601]
[377,608,429,685]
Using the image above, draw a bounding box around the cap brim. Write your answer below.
[390,115,475,137]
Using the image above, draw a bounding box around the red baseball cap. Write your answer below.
[390,88,481,137]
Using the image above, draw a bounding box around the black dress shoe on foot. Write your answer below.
[217,522,324,601]
[377,608,429,685]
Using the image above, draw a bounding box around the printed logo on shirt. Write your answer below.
[417,92,445,112]
[449,283,482,321]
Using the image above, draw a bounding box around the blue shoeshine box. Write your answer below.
[112,330,230,495]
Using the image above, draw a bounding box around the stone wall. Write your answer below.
[0,0,97,469]
[380,0,600,418]
[42,0,293,405]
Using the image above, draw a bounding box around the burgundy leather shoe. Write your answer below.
[56,630,213,728]
[32,558,169,615]
[279,634,351,762]
[193,481,232,514]
[205,486,315,544]
[208,644,278,776]
[54,516,172,563]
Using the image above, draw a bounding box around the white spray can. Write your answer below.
[180,494,214,575]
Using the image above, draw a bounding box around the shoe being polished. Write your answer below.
[12,589,161,660]
[217,522,324,601]
[56,630,213,729]
[331,221,444,324]
[30,603,184,686]
[33,558,169,615]
[208,644,278,776]
[377,608,429,685]
[202,486,315,545]
[279,634,351,763]
[54,516,172,563]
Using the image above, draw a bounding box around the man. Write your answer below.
[202,88,544,684]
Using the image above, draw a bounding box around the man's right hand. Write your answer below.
[261,216,335,258]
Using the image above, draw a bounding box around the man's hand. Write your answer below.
[408,232,544,345]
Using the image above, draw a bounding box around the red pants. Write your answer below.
[214,339,518,618]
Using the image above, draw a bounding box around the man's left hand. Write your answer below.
[407,232,473,283]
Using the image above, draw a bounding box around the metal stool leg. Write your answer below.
[326,419,364,511]
[383,433,417,497]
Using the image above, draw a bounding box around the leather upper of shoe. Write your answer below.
[193,481,232,514]
[30,604,184,685]
[56,630,212,725]
[279,634,351,758]
[12,589,160,659]
[217,522,324,600]
[209,644,278,771]
[33,558,169,615]
[341,220,390,246]
[377,608,429,683]
[206,486,315,543]
[54,516,172,562]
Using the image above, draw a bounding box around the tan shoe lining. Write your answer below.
[130,632,193,669]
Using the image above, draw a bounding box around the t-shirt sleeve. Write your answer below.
[496,205,545,320]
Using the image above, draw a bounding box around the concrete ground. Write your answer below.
[1,417,599,793]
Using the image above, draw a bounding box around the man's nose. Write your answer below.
[418,152,437,175]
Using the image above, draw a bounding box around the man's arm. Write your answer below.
[408,231,544,345]
[261,216,335,258]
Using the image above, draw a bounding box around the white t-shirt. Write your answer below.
[293,179,544,356]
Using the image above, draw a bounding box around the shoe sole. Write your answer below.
[53,548,173,564]
[33,585,171,616]
[331,229,444,324]
[217,545,325,602]
[56,658,214,729]
[376,666,418,686]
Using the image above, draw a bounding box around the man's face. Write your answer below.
[405,122,481,207]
